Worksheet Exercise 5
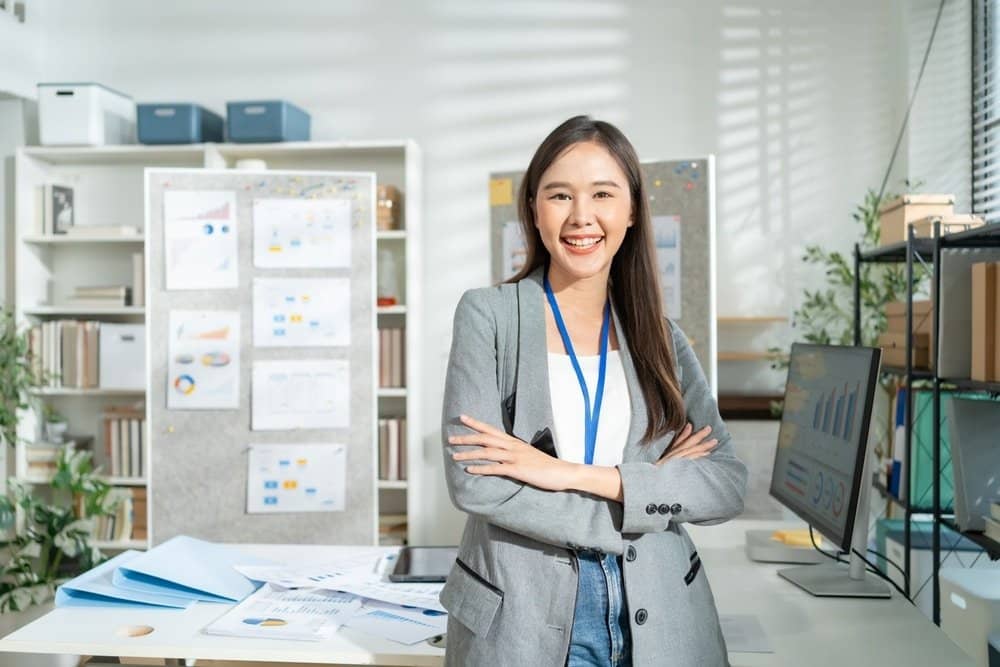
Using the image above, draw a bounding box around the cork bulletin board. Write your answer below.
[489,158,717,391]
[145,168,377,544]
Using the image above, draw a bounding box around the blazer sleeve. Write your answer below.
[616,321,748,533]
[442,289,626,555]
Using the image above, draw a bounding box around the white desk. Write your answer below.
[0,522,975,666]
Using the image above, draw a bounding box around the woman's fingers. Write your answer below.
[448,432,511,449]
[674,424,712,449]
[452,447,513,464]
[458,414,504,437]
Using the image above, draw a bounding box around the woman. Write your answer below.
[439,116,748,667]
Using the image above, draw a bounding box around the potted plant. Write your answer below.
[0,310,34,450]
[42,406,68,445]
[0,447,118,613]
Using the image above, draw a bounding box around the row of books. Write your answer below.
[30,320,100,388]
[103,406,146,479]
[69,284,134,307]
[378,327,405,388]
[378,418,407,481]
[91,487,148,543]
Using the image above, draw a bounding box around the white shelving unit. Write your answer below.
[13,140,422,548]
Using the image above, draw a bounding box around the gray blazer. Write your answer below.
[439,267,748,666]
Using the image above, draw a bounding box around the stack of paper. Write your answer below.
[56,535,271,609]
[230,549,448,645]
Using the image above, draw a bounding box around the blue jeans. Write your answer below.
[567,551,633,667]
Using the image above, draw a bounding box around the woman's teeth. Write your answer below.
[564,238,601,248]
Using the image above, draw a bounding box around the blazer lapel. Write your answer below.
[513,268,557,454]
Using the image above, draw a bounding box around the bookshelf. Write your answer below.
[12,140,422,548]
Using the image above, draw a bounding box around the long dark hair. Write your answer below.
[508,115,685,444]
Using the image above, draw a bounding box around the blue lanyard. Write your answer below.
[543,272,610,466]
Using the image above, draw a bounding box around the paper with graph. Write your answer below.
[253,277,351,347]
[252,198,352,269]
[202,583,361,641]
[167,310,240,410]
[246,443,347,513]
[163,190,239,290]
[653,215,682,319]
[251,359,349,430]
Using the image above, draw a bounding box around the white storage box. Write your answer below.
[941,568,1000,666]
[38,82,136,146]
[99,323,145,390]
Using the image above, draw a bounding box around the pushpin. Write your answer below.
[167,425,175,434]
[117,625,154,638]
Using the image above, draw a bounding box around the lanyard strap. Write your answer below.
[543,272,610,466]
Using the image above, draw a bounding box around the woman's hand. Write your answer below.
[449,414,578,492]
[656,423,717,465]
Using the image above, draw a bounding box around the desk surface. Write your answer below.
[0,522,975,666]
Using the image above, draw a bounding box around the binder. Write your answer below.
[55,550,192,609]
[112,535,271,603]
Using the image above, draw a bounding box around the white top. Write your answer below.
[547,351,631,466]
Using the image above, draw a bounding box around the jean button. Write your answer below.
[635,608,648,625]
[625,545,637,562]
[645,503,658,515]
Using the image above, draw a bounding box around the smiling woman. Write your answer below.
[439,116,748,667]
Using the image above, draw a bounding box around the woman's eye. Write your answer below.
[549,193,571,201]
[594,191,612,199]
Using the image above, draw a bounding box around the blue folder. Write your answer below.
[111,535,272,603]
[55,550,193,609]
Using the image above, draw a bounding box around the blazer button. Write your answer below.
[625,545,637,562]
[635,608,648,625]
[645,503,658,515]
[670,503,683,515]
[657,503,670,515]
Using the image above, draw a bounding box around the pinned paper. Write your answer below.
[489,177,514,206]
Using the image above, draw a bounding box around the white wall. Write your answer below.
[904,0,972,210]
[22,0,920,544]
[0,1,44,101]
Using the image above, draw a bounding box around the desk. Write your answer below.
[0,522,975,666]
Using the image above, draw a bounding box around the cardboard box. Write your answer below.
[971,262,997,382]
[878,331,930,369]
[910,214,985,239]
[885,300,933,334]
[878,194,955,246]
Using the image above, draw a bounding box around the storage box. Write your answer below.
[38,82,136,146]
[138,103,224,144]
[876,520,992,622]
[99,324,146,390]
[911,214,985,239]
[878,331,930,369]
[972,262,998,382]
[878,194,955,246]
[941,569,1000,667]
[226,100,310,143]
[947,394,1000,531]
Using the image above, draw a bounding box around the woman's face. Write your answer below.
[533,140,633,283]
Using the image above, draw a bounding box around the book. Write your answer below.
[984,515,1000,543]
[132,253,145,307]
[63,224,140,237]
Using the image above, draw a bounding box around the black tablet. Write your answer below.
[389,546,458,583]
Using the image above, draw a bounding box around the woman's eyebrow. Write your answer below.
[541,180,622,190]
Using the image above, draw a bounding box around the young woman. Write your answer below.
[439,116,748,666]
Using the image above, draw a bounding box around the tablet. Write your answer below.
[389,546,458,583]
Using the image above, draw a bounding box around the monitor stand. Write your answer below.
[777,447,891,599]
[745,529,826,564]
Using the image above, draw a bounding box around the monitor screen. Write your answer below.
[769,343,881,552]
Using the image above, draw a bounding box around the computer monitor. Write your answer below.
[764,342,890,598]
